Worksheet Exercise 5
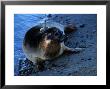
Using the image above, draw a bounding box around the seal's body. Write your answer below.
[23,21,82,70]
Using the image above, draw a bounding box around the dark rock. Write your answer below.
[65,19,69,22]
[66,21,71,24]
[52,64,57,67]
[79,45,86,48]
[80,35,84,38]
[81,59,84,60]
[81,40,85,42]
[74,71,78,73]
[60,16,63,19]
[68,73,72,75]
[18,58,35,76]
[86,34,89,38]
[88,58,92,60]
[75,42,79,46]
[88,44,93,46]
[66,41,70,45]
[93,30,96,33]
[55,15,58,18]
[59,71,63,74]
[47,14,52,18]
[80,24,85,28]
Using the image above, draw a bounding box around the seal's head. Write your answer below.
[42,27,67,43]
[39,27,67,59]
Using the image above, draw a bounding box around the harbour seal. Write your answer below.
[22,21,83,71]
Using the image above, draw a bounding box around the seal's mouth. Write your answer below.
[45,40,51,44]
[43,39,61,58]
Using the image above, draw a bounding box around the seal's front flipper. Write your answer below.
[35,58,45,71]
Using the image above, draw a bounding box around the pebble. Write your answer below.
[68,73,72,75]
[81,59,84,60]
[80,24,85,28]
[66,41,70,45]
[18,58,35,76]
[79,45,86,48]
[60,16,63,19]
[47,14,52,18]
[52,64,57,67]
[88,58,92,60]
[86,34,89,38]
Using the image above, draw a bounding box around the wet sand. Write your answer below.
[14,14,97,76]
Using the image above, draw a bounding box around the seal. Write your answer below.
[22,21,83,71]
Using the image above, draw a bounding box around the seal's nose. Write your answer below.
[47,34,54,39]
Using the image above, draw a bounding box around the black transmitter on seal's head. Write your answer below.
[42,27,67,43]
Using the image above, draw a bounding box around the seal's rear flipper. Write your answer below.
[64,24,77,34]
[63,45,84,54]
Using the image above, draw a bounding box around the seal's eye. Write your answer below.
[54,32,60,37]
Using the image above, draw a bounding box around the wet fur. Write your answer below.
[23,26,42,47]
[23,27,64,62]
[39,39,61,59]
